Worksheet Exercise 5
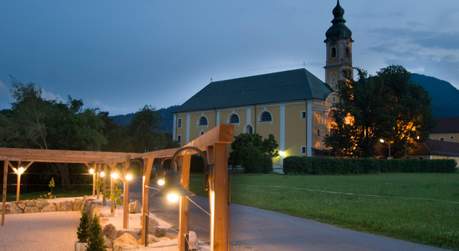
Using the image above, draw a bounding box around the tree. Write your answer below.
[325,65,433,157]
[230,133,278,173]
[87,215,105,251]
[77,210,91,243]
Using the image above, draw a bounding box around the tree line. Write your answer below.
[0,82,177,190]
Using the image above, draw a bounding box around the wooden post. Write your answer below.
[95,164,100,199]
[141,157,154,246]
[123,159,130,229]
[16,173,21,202]
[103,164,108,205]
[209,143,230,251]
[2,160,9,226]
[110,164,115,215]
[178,154,192,251]
[92,163,96,196]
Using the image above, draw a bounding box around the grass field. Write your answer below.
[190,173,459,250]
[6,187,91,202]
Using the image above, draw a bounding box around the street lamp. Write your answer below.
[379,138,392,159]
[13,166,27,202]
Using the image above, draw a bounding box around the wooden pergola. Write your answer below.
[0,124,233,251]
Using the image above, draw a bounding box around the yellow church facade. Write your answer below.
[172,1,353,168]
[173,99,329,166]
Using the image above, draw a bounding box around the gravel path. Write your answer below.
[0,211,80,251]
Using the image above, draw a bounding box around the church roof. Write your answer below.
[325,0,353,42]
[175,68,332,113]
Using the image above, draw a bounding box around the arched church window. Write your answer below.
[229,114,239,124]
[260,111,272,122]
[199,116,208,126]
[331,47,337,58]
[246,125,253,134]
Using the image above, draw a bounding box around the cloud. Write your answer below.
[41,89,65,103]
[369,27,459,88]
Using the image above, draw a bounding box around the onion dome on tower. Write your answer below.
[325,0,353,42]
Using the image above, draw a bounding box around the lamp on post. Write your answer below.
[379,138,392,160]
[12,166,26,202]
[123,172,134,229]
[110,171,120,214]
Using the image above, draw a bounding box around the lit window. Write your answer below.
[177,118,182,128]
[229,114,239,124]
[199,116,208,126]
[260,111,272,122]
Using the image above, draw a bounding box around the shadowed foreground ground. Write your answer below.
[0,211,80,251]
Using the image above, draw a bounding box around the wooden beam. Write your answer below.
[141,157,154,246]
[2,160,9,226]
[178,154,192,251]
[123,159,130,229]
[209,143,230,251]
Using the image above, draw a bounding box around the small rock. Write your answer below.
[153,227,166,237]
[58,201,73,211]
[36,199,48,209]
[188,231,198,250]
[24,206,40,213]
[103,224,117,240]
[15,201,26,211]
[113,233,138,251]
[104,235,113,249]
[25,200,36,207]
[41,203,57,212]
[73,199,83,211]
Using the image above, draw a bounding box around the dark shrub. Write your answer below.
[283,157,457,175]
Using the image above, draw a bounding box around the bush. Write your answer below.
[283,157,457,175]
[87,215,105,251]
[77,210,91,243]
[230,133,277,173]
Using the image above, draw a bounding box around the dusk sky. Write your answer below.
[0,0,458,115]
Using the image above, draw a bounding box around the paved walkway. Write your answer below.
[0,211,80,251]
[150,195,450,251]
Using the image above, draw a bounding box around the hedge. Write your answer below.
[283,157,457,175]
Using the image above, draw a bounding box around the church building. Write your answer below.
[172,1,353,167]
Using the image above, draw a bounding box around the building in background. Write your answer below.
[172,1,352,168]
[429,117,459,143]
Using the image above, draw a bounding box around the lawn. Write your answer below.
[190,172,459,250]
[6,186,91,202]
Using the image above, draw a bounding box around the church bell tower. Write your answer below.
[325,0,353,104]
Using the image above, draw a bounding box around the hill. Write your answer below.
[111,106,178,133]
[410,74,459,118]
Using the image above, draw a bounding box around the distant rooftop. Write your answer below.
[432,117,459,134]
[414,139,459,157]
[176,68,332,113]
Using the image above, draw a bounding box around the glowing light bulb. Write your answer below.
[111,172,119,180]
[125,173,133,182]
[89,168,95,175]
[166,192,180,204]
[157,178,166,187]
[379,138,385,144]
[279,150,287,158]
[16,167,26,175]
[100,171,106,178]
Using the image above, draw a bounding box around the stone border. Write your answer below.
[2,197,88,214]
